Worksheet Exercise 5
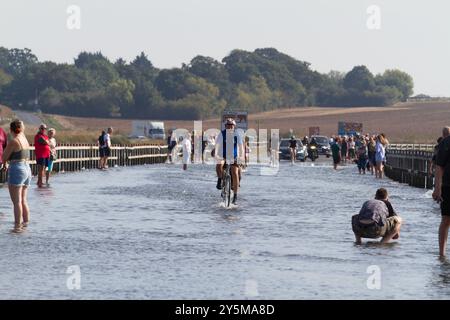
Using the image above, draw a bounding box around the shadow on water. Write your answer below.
[34,186,55,196]
[357,241,400,248]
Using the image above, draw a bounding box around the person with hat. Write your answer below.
[215,118,244,205]
[34,123,50,188]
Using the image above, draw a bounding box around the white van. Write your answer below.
[131,121,165,140]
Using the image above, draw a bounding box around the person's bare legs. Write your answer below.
[216,163,224,179]
[8,185,23,232]
[37,165,44,187]
[231,165,239,195]
[375,162,382,179]
[21,186,30,226]
[381,218,402,244]
[439,216,450,257]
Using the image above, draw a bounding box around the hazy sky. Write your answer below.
[1,0,449,96]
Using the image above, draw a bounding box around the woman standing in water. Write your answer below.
[367,135,376,175]
[46,128,57,185]
[375,134,389,179]
[2,120,32,233]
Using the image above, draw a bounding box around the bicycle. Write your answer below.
[221,163,233,207]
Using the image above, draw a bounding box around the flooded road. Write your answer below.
[0,160,448,299]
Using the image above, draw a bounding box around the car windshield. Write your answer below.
[313,137,329,144]
[149,128,164,135]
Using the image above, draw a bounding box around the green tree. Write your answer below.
[105,78,136,116]
[0,47,37,76]
[343,65,375,92]
[0,68,12,96]
[376,69,414,101]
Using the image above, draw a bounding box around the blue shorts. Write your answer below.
[37,157,50,166]
[7,162,32,187]
[47,159,54,172]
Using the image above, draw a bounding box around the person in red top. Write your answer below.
[34,124,50,188]
[0,127,8,168]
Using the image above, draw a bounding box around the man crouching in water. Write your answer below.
[352,188,403,244]
[215,118,244,205]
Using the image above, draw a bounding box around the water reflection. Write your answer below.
[0,162,446,299]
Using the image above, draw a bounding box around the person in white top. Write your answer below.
[46,128,57,185]
[182,133,192,170]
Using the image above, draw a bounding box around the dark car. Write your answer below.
[279,139,307,161]
[310,135,331,157]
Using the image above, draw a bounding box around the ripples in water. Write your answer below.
[0,161,446,299]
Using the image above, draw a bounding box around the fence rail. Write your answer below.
[0,144,169,183]
[385,144,434,189]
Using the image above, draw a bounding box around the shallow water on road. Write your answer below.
[0,160,447,299]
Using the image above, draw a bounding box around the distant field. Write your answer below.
[168,102,450,143]
[2,102,450,143]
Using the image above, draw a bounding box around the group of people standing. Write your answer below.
[97,127,113,170]
[1,120,57,233]
[330,133,389,178]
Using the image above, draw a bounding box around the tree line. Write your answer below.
[0,47,414,120]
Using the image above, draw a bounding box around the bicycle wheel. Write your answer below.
[224,174,231,207]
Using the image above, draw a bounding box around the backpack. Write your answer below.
[98,133,105,146]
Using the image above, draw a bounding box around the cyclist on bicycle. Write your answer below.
[215,118,244,205]
[289,135,298,162]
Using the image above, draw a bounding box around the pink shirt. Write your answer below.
[0,128,7,164]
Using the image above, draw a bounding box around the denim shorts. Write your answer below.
[7,161,32,187]
[47,159,54,172]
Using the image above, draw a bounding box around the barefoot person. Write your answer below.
[375,134,388,179]
[2,120,32,233]
[352,188,402,244]
[34,124,50,187]
[432,127,450,257]
[46,128,57,185]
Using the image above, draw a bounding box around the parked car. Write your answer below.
[279,139,307,161]
[310,135,331,158]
